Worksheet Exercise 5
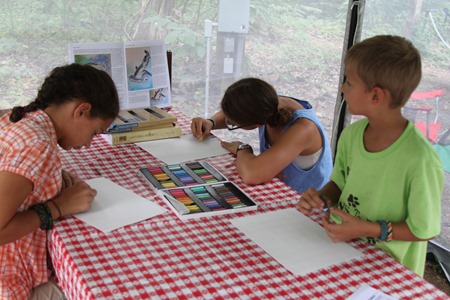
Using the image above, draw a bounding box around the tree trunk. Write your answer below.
[126,0,175,40]
[403,0,423,38]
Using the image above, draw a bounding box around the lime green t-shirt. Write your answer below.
[331,118,443,276]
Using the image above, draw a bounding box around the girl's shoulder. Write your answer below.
[1,111,53,145]
[278,95,313,110]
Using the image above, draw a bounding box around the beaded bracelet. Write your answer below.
[207,118,216,129]
[377,220,393,242]
[32,203,53,230]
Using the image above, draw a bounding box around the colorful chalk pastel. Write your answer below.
[139,160,257,220]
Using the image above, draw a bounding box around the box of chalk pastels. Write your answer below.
[138,161,257,220]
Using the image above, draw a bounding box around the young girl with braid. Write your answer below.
[0,63,120,299]
[191,77,333,193]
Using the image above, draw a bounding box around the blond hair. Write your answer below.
[345,35,421,108]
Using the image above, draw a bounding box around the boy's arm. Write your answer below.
[323,209,430,242]
[390,222,431,241]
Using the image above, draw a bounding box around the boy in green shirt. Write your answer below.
[297,35,444,276]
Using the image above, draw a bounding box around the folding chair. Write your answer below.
[403,89,445,143]
[438,127,450,146]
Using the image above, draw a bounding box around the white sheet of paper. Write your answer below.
[230,208,362,276]
[346,284,398,300]
[74,177,166,233]
[136,134,229,164]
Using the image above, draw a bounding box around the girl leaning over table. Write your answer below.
[191,77,333,194]
[0,64,119,299]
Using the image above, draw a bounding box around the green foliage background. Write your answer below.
[1,1,448,111]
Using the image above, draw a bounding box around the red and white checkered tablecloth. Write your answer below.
[48,108,450,300]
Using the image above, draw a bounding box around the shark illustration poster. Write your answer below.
[69,39,171,109]
[126,47,153,91]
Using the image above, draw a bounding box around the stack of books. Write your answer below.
[100,107,182,145]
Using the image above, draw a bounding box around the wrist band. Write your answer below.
[377,220,393,242]
[48,199,62,219]
[236,143,253,155]
[207,118,216,129]
[32,203,53,230]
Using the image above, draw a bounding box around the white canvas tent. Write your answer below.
[0,0,449,284]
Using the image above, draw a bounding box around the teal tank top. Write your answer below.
[259,98,333,193]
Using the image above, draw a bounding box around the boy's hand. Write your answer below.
[297,188,327,215]
[322,208,364,242]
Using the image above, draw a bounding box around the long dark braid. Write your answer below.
[10,63,120,123]
[9,99,48,122]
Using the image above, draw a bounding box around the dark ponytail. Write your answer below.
[266,107,292,128]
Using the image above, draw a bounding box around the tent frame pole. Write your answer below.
[331,0,365,159]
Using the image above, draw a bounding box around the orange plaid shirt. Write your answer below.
[0,110,62,300]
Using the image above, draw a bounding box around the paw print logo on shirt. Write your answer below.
[338,194,361,218]
[367,237,377,245]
